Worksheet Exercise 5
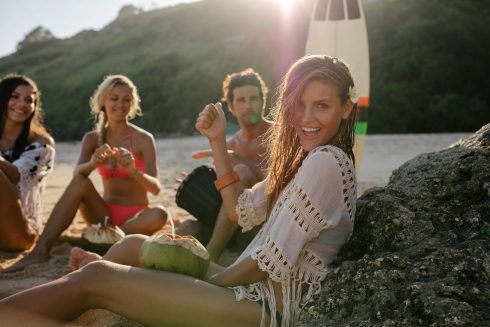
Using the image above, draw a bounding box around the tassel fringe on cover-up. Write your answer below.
[230,145,356,327]
[1,142,55,233]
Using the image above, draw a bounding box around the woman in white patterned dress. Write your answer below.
[0,55,357,327]
[0,74,55,251]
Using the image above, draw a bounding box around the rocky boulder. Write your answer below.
[301,124,490,326]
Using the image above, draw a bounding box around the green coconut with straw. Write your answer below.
[139,212,210,279]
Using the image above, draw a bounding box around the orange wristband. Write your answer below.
[214,171,240,191]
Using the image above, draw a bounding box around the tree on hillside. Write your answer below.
[1,0,488,138]
[16,26,56,50]
[367,0,490,133]
[117,4,143,20]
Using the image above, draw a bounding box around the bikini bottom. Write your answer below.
[106,202,148,226]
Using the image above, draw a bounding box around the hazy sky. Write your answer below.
[0,0,198,58]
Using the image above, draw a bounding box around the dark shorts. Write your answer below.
[175,165,258,250]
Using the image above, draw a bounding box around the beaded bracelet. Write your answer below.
[214,171,240,191]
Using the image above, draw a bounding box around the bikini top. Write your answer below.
[96,127,147,179]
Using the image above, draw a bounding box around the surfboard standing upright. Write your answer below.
[305,0,370,171]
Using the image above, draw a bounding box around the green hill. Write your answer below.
[0,0,488,139]
[365,0,490,133]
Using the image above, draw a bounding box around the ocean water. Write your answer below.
[359,133,471,185]
[54,133,471,191]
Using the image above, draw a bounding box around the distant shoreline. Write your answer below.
[54,133,471,184]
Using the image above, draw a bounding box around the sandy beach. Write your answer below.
[0,133,469,325]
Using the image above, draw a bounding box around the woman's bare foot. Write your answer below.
[69,247,101,271]
[1,249,50,273]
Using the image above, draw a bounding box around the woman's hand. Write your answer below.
[191,150,213,160]
[114,147,137,175]
[191,149,235,160]
[91,144,114,167]
[195,103,226,143]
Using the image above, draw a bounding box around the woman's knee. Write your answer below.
[113,234,147,250]
[155,205,168,221]
[0,169,19,198]
[147,206,168,228]
[0,232,36,252]
[0,168,8,183]
[70,173,94,191]
[71,260,121,290]
[68,260,114,305]
[70,260,109,282]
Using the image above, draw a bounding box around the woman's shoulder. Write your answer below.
[130,124,155,143]
[298,145,355,182]
[306,145,352,166]
[18,135,55,161]
[81,131,99,144]
[31,133,55,149]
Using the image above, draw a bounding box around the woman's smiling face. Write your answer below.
[7,84,35,124]
[292,79,352,152]
[103,84,132,121]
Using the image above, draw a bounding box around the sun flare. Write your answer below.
[277,0,294,11]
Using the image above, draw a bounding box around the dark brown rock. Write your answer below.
[301,124,490,326]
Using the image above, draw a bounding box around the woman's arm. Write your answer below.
[0,135,55,184]
[73,132,111,177]
[195,103,243,221]
[0,156,20,184]
[119,132,161,195]
[206,256,269,287]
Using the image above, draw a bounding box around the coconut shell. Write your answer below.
[139,232,210,279]
[81,223,125,255]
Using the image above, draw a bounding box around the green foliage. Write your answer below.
[367,0,490,133]
[0,0,487,138]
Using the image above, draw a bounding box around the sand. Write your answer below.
[0,166,377,325]
[1,133,467,325]
[0,163,187,326]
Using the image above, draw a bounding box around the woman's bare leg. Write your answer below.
[0,260,265,327]
[70,234,147,270]
[70,234,226,278]
[3,174,109,272]
[0,271,91,326]
[176,219,213,244]
[119,205,167,235]
[0,170,36,251]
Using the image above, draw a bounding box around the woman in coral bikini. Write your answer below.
[5,74,167,271]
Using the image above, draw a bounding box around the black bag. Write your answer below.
[175,165,223,227]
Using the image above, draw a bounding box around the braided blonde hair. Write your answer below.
[89,74,142,145]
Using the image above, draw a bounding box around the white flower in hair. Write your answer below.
[348,85,359,104]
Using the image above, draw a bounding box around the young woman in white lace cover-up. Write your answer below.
[0,55,357,327]
[0,74,55,251]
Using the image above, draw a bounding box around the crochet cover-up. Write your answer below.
[230,145,356,327]
[1,142,55,233]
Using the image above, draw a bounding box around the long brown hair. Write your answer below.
[264,55,358,214]
[0,74,50,161]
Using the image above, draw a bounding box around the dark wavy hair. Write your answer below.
[221,68,268,107]
[0,74,50,161]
